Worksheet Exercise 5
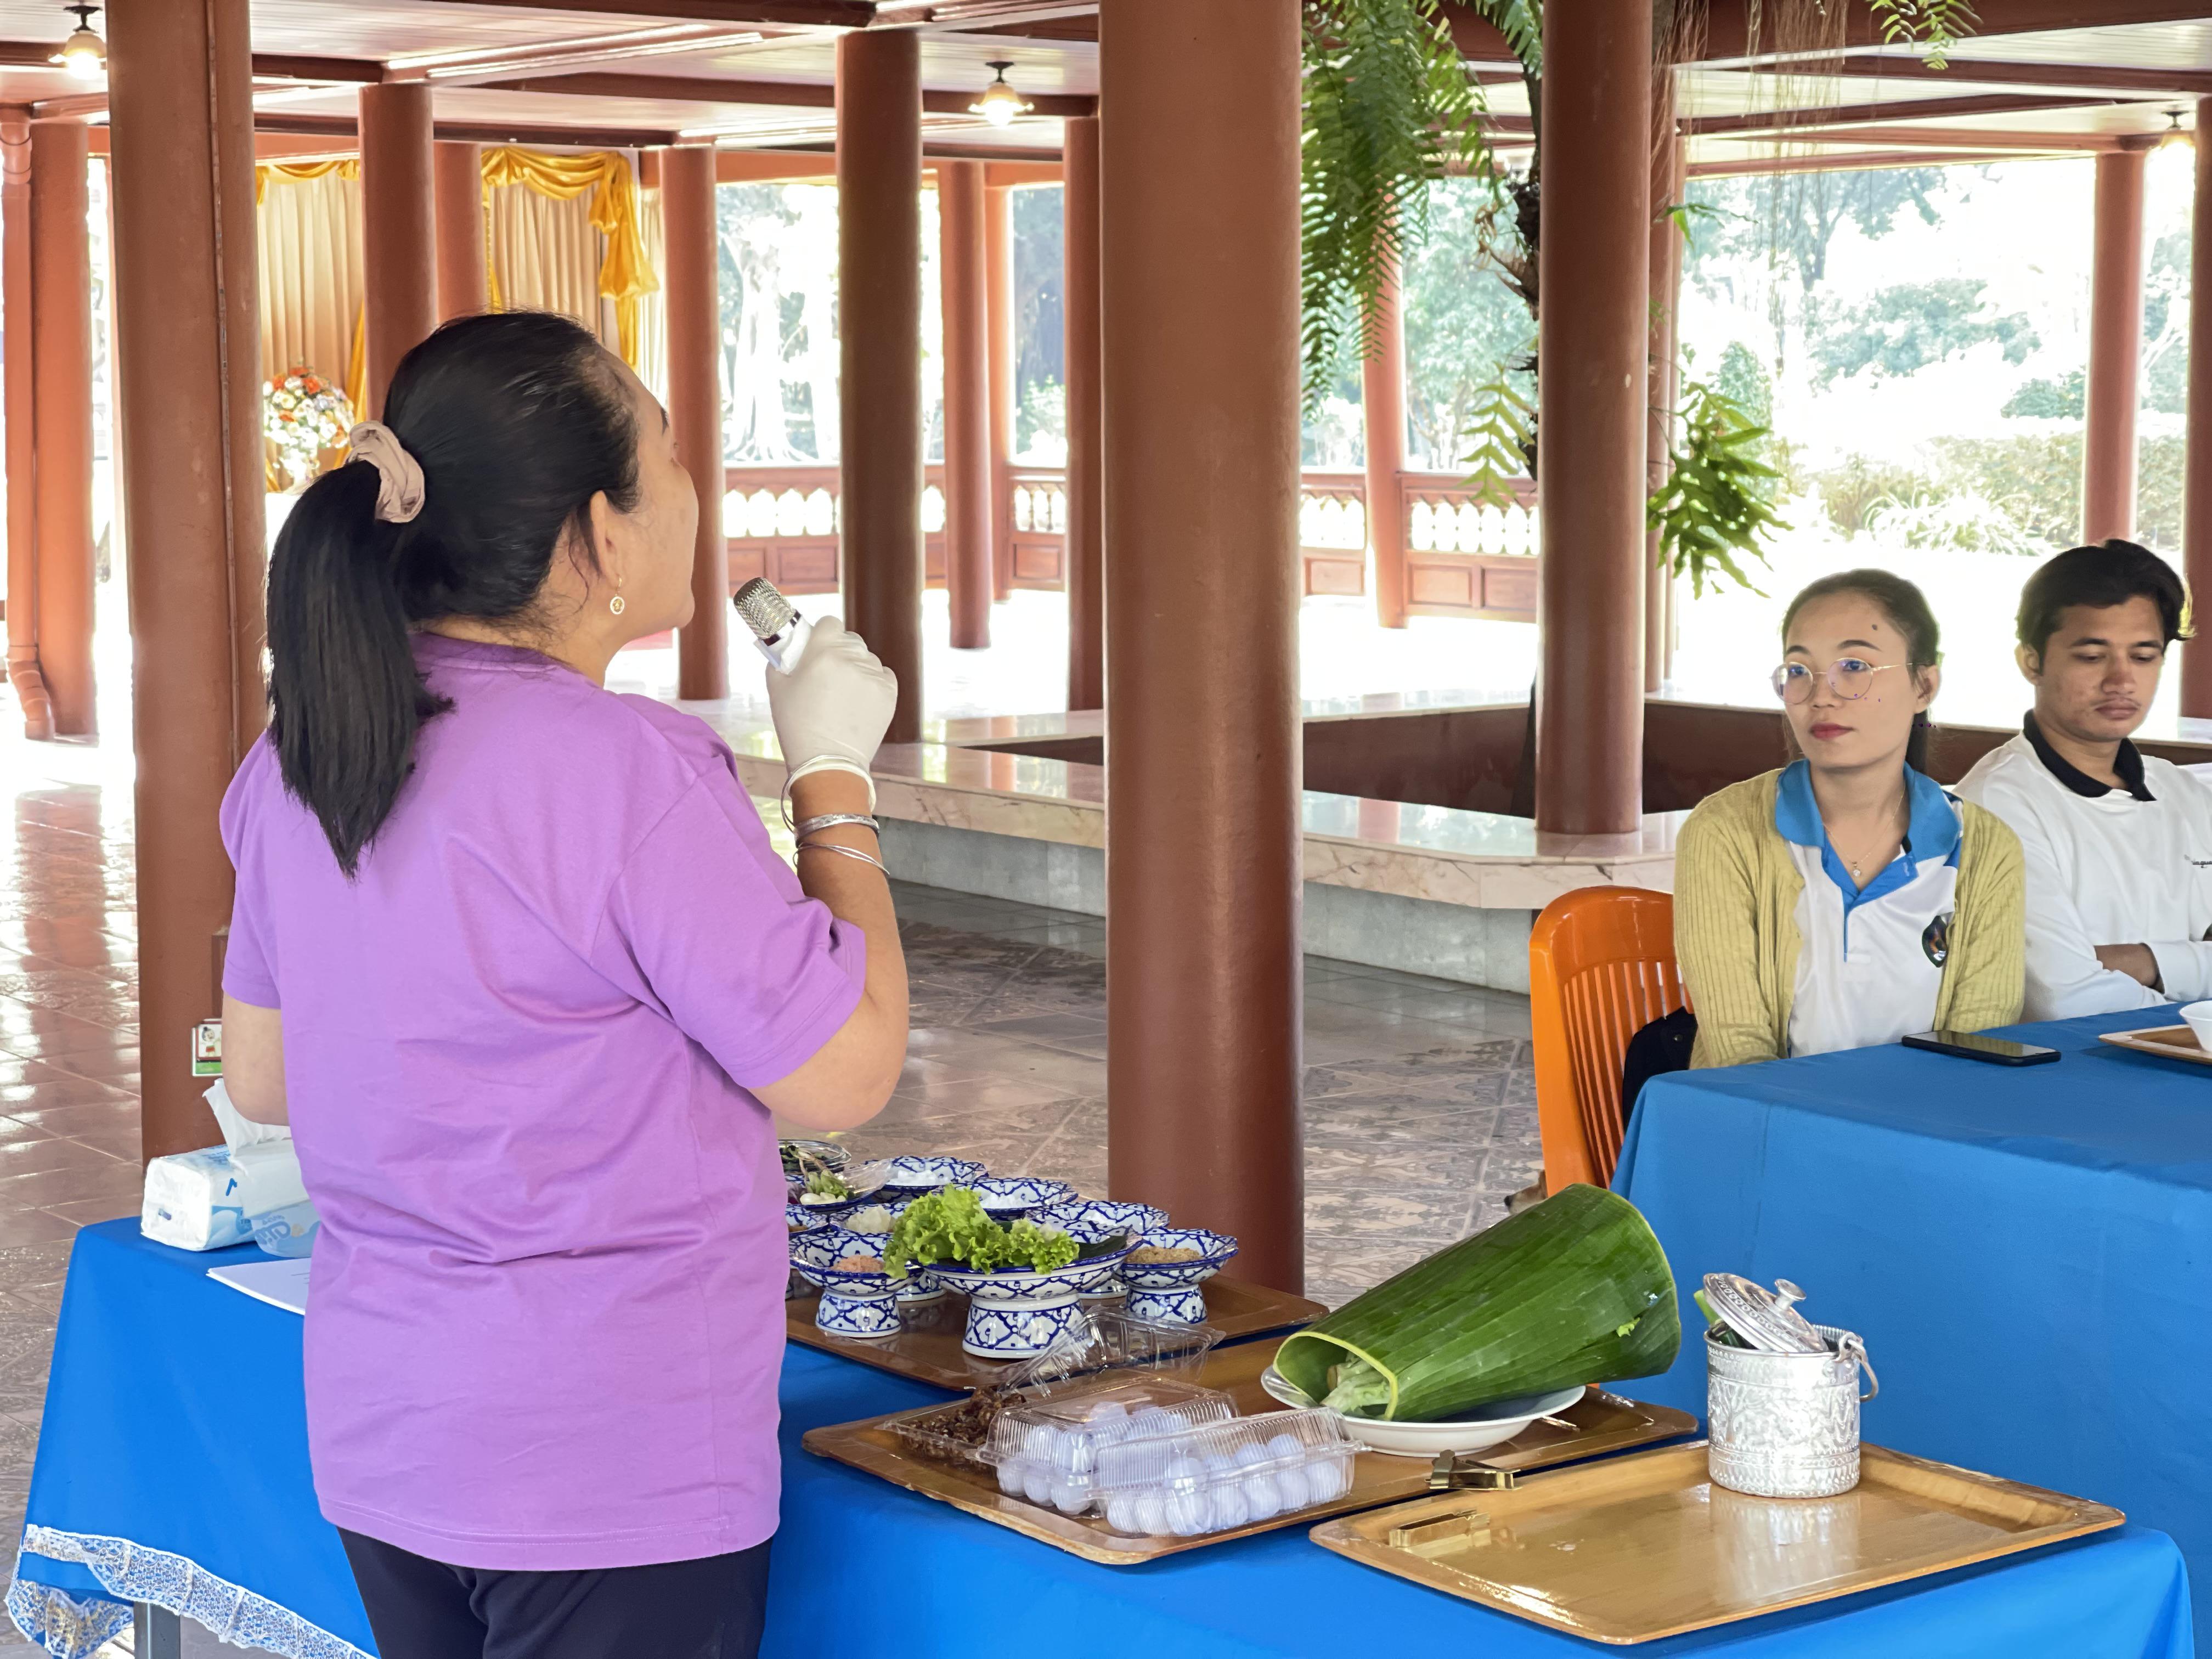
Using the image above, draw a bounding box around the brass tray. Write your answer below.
[786,1278,1328,1390]
[1310,1441,2124,1645]
[2099,1025,2212,1067]
[802,1337,1697,1566]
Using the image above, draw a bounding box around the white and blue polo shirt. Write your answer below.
[1775,759,1963,1058]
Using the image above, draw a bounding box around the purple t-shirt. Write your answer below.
[219,634,865,1570]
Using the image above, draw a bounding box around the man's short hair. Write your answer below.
[2017,539,2190,659]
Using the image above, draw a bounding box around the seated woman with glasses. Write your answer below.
[1673,569,2025,1068]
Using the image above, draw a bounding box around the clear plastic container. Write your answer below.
[1090,1407,1358,1537]
[982,1377,1235,1515]
[888,1309,1226,1476]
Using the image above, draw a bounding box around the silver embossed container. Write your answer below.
[1707,1322,1878,1498]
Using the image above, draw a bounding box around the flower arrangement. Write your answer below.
[262,368,353,492]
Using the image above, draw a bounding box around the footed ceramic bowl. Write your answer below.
[968,1175,1075,1217]
[920,1245,1135,1359]
[789,1230,904,1340]
[823,1222,943,1305]
[1032,1199,1168,1299]
[787,1159,896,1223]
[1260,1367,1587,1459]
[1120,1227,1239,1324]
[877,1155,986,1193]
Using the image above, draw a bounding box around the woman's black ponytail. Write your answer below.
[265,312,640,877]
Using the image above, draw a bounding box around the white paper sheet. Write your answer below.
[207,1257,311,1316]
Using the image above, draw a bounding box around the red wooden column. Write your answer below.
[1102,1,1304,1291]
[2185,102,2212,717]
[432,140,486,321]
[985,182,1015,602]
[30,120,95,737]
[1645,115,1685,694]
[359,82,437,419]
[1063,113,1103,711]
[0,112,46,740]
[2084,144,2148,546]
[663,145,728,700]
[109,0,267,1158]
[837,30,924,742]
[1361,244,1408,629]
[939,159,992,650]
[1537,0,1650,836]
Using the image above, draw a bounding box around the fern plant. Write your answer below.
[1647,379,1788,598]
[1301,0,1494,409]
[1460,365,1536,509]
[1869,0,1979,71]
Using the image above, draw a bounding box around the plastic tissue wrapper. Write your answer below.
[140,1081,314,1252]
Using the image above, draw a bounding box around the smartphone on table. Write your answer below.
[1901,1030,2060,1067]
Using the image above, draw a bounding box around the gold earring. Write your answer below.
[610,594,626,616]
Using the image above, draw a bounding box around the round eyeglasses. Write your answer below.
[1771,659,1904,704]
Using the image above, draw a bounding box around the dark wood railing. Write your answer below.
[721,464,1540,622]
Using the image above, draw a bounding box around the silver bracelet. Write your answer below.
[795,840,888,876]
[793,812,880,838]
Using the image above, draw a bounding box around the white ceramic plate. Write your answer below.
[1260,1364,1586,1458]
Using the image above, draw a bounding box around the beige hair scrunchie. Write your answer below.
[347,421,426,524]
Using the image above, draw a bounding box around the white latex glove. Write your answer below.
[767,615,898,791]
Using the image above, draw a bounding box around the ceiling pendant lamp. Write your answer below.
[2160,108,2194,150]
[969,60,1033,129]
[50,4,105,81]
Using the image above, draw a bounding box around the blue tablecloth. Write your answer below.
[8,1218,2196,1659]
[1615,1008,2212,1650]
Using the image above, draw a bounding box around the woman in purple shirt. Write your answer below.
[217,312,908,1657]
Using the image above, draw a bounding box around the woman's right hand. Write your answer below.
[768,616,898,778]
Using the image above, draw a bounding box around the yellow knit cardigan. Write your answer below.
[1674,769,2026,1069]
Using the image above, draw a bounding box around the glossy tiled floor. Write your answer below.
[0,758,1536,1659]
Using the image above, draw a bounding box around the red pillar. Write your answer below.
[1361,245,1408,629]
[663,145,728,700]
[2084,145,2148,546]
[1536,0,1650,836]
[1646,114,1685,695]
[2185,103,2212,717]
[985,182,1015,602]
[1,114,49,740]
[1103,1,1304,1291]
[837,31,924,742]
[1063,114,1103,712]
[109,0,266,1158]
[30,120,94,737]
[432,140,486,322]
[939,159,992,650]
[359,82,438,420]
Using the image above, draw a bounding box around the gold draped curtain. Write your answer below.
[254,160,367,424]
[480,148,659,368]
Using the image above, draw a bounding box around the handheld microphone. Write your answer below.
[732,577,813,673]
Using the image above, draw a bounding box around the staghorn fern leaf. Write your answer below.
[1648,379,1787,599]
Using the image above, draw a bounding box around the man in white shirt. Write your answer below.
[1955,540,2212,1019]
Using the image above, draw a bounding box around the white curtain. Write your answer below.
[488,182,614,352]
[256,171,362,402]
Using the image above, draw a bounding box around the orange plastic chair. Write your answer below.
[1528,887,1686,1192]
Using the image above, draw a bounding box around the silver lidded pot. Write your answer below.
[1702,1273,1878,1499]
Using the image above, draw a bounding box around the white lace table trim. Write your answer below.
[8,1526,372,1659]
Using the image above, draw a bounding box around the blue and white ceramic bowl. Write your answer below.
[968,1176,1075,1217]
[1120,1228,1239,1325]
[924,1244,1135,1359]
[877,1155,986,1193]
[1032,1199,1169,1299]
[788,1231,904,1340]
[822,1222,943,1305]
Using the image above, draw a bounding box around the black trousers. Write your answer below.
[338,1531,771,1659]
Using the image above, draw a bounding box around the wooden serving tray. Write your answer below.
[1310,1441,2123,1645]
[2099,1025,2212,1066]
[786,1278,1328,1390]
[801,1340,1696,1566]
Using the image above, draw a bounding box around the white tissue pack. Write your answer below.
[140,1081,309,1252]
